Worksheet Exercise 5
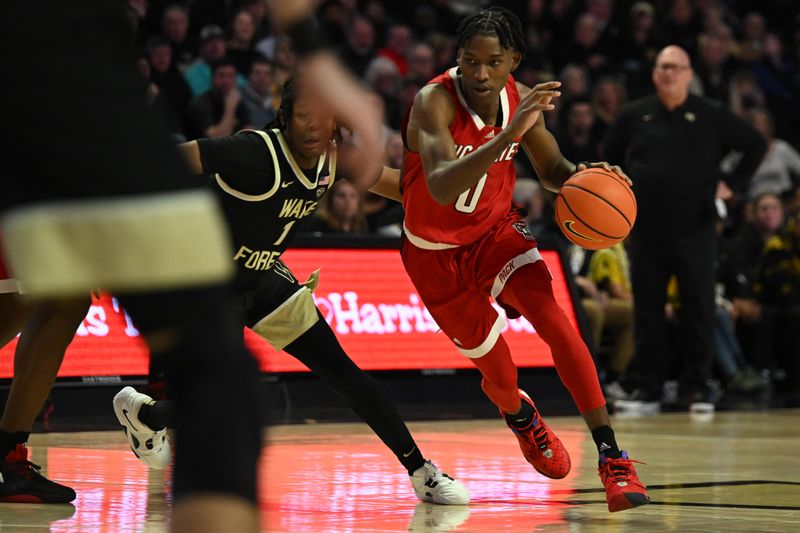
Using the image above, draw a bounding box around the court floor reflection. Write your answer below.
[2,410,797,532]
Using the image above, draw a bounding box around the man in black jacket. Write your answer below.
[603,45,767,411]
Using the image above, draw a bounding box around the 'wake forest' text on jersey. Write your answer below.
[197,128,337,290]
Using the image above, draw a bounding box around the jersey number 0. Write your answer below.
[454,173,488,214]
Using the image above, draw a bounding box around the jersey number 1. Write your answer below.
[274,220,296,246]
[454,173,488,214]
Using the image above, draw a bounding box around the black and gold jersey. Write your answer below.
[197,128,336,290]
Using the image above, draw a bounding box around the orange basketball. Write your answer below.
[554,168,637,250]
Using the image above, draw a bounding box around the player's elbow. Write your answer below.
[427,176,456,205]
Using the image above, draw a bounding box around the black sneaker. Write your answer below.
[0,444,76,503]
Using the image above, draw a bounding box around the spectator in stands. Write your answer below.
[318,0,349,45]
[662,0,702,58]
[586,242,636,400]
[730,70,766,115]
[714,215,771,395]
[306,180,367,234]
[615,1,660,100]
[146,36,192,125]
[226,9,260,77]
[715,193,784,375]
[592,77,627,139]
[185,25,246,97]
[377,24,411,76]
[753,206,800,404]
[241,57,277,128]
[387,77,424,131]
[427,33,458,74]
[185,59,252,140]
[272,36,297,87]
[512,179,559,245]
[136,51,159,106]
[363,0,389,40]
[407,43,436,82]
[137,48,183,139]
[242,0,270,40]
[557,13,611,79]
[738,12,767,63]
[161,5,195,71]
[556,95,603,163]
[696,33,739,103]
[559,63,591,99]
[752,33,800,144]
[363,133,404,236]
[745,108,800,199]
[340,16,376,77]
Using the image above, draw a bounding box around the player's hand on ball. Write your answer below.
[577,162,632,186]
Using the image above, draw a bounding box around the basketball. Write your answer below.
[554,167,637,250]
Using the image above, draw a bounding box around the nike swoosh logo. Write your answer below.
[564,220,600,241]
[122,408,138,431]
[281,181,294,188]
[402,446,416,458]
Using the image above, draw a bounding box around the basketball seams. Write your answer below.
[557,193,625,240]
[579,169,637,210]
[561,183,633,228]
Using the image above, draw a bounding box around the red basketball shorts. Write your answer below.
[401,211,550,358]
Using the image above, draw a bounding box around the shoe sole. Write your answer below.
[0,493,75,504]
[112,387,170,469]
[609,492,651,512]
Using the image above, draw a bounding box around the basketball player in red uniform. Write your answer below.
[0,257,88,502]
[400,7,649,512]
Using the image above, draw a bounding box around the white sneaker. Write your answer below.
[113,386,171,469]
[410,460,470,505]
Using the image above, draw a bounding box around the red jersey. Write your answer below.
[401,67,522,247]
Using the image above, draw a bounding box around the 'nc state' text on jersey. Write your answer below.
[454,142,520,161]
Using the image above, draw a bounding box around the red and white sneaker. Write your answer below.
[598,451,650,512]
[504,390,571,479]
[0,444,76,503]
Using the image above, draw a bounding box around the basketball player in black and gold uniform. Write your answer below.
[113,77,470,505]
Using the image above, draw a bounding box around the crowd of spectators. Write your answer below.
[127,0,800,404]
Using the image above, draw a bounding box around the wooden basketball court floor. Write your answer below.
[1,410,798,532]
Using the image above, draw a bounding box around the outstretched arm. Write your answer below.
[179,141,203,174]
[517,83,629,190]
[367,167,402,203]
[411,81,560,205]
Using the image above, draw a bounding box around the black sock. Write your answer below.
[0,429,30,458]
[504,399,535,429]
[284,316,427,478]
[402,446,426,475]
[591,425,621,458]
[138,400,175,431]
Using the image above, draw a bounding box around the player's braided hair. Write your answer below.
[263,75,342,142]
[264,76,298,131]
[456,7,527,59]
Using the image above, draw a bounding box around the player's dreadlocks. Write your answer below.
[456,7,527,59]
[263,75,342,142]
[265,76,299,131]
